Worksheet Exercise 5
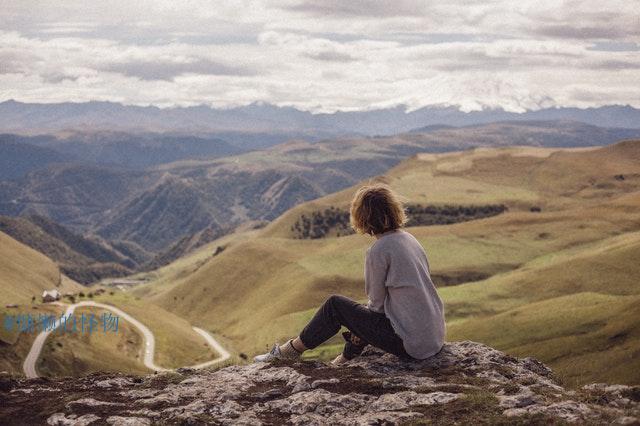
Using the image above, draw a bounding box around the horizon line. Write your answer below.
[1,98,637,115]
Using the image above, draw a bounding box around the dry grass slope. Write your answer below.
[0,231,83,306]
[0,233,84,375]
[38,306,149,377]
[0,231,220,376]
[136,141,640,386]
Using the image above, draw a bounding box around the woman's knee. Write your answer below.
[323,294,360,324]
[325,294,351,308]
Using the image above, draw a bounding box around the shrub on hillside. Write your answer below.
[291,203,507,239]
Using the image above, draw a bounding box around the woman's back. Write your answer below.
[365,229,445,359]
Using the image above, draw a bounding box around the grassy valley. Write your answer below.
[38,294,221,376]
[37,306,149,377]
[0,230,222,377]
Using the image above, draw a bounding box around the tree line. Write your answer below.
[290,203,507,239]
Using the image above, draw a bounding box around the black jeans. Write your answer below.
[299,294,413,360]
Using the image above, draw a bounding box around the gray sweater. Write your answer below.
[365,229,445,359]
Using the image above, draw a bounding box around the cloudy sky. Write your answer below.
[1,0,639,112]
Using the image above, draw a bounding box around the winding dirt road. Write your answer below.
[23,301,231,378]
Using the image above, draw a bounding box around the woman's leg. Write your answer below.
[298,294,410,359]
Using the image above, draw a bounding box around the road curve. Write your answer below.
[191,327,231,368]
[23,301,230,378]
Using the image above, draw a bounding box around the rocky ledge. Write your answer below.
[1,341,639,425]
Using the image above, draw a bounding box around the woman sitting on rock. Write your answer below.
[254,183,446,364]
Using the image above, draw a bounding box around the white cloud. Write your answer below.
[0,0,639,112]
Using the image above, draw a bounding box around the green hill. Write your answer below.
[0,230,219,377]
[0,231,84,305]
[0,231,84,373]
[0,215,138,283]
[38,294,220,377]
[132,140,640,386]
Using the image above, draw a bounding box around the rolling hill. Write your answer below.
[0,215,141,283]
[0,231,83,305]
[0,231,84,374]
[3,121,640,266]
[105,121,640,252]
[0,230,221,377]
[131,139,640,386]
[37,294,220,377]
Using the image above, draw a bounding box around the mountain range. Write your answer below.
[3,121,640,256]
[2,100,640,135]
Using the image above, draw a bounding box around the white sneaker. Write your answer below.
[331,353,349,366]
[253,343,284,362]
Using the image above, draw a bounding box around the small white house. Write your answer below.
[42,289,61,303]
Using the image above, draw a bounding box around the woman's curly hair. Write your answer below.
[350,183,407,236]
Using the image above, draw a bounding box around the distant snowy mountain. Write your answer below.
[1,100,639,135]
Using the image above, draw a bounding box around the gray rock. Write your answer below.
[95,377,134,389]
[47,413,101,425]
[371,390,459,411]
[105,416,150,426]
[614,416,640,425]
[311,378,340,388]
[504,400,594,422]
[498,387,538,409]
[66,398,124,408]
[4,341,639,425]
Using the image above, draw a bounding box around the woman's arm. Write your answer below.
[365,247,388,313]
